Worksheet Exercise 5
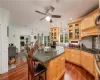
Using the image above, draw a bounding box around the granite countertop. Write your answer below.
[33,49,64,63]
[67,47,100,54]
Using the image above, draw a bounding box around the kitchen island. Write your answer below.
[33,48,65,80]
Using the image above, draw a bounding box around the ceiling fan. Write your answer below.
[35,6,61,23]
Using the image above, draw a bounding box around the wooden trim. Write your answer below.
[56,69,65,80]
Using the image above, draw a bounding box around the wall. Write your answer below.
[81,36,92,49]
[8,26,50,52]
[0,8,10,74]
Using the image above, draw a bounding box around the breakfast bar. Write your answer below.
[33,48,65,80]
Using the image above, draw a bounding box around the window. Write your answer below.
[60,33,68,43]
[60,34,63,43]
[48,36,50,42]
[44,36,46,46]
[65,34,68,43]
[44,36,50,46]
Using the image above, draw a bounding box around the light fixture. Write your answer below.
[46,16,51,21]
[69,18,72,20]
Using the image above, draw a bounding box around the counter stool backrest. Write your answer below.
[27,47,35,80]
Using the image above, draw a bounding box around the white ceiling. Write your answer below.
[0,0,99,29]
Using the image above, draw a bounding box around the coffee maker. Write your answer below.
[51,40,57,48]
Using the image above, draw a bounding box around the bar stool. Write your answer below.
[27,48,46,80]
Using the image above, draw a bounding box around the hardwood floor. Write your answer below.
[0,58,94,80]
[61,61,94,80]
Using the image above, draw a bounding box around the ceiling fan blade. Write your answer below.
[52,15,61,18]
[35,10,46,15]
[40,17,46,21]
[46,6,55,14]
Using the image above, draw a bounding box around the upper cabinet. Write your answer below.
[81,9,99,37]
[67,9,99,40]
[50,27,59,41]
[68,20,81,41]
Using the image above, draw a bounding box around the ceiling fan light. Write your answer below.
[46,16,51,21]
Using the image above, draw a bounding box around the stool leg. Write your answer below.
[45,71,46,80]
[39,76,41,80]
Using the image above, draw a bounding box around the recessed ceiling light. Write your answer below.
[70,18,72,20]
[46,16,51,21]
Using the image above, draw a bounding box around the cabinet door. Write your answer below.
[81,51,94,75]
[81,51,87,68]
[88,15,95,28]
[48,60,57,80]
[56,57,61,77]
[85,53,94,75]
[81,18,88,30]
[60,55,65,73]
[66,49,71,61]
[71,49,81,65]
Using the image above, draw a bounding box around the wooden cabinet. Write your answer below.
[81,9,99,37]
[81,9,98,31]
[79,51,96,76]
[81,15,95,30]
[86,52,94,75]
[67,9,99,39]
[70,49,81,65]
[65,49,81,65]
[47,59,57,80]
[68,20,81,41]
[81,51,87,68]
[65,48,98,78]
[60,55,65,73]
[81,51,94,75]
[56,57,61,77]
[47,53,65,80]
[50,27,59,41]
[65,49,71,61]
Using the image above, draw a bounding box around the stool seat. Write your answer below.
[34,63,46,76]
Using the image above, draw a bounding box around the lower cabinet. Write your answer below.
[65,48,98,79]
[47,54,65,80]
[47,59,57,80]
[65,49,81,65]
[81,51,94,75]
[70,49,81,65]
[60,55,65,73]
[65,49,71,61]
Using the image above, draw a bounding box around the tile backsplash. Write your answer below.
[80,36,100,49]
[80,36,92,49]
